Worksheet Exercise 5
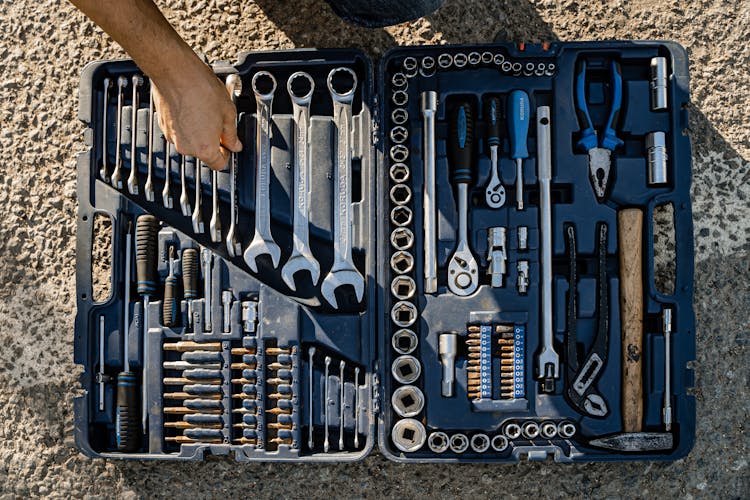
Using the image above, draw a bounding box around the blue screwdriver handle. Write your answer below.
[508,90,530,160]
[601,60,624,151]
[575,60,598,152]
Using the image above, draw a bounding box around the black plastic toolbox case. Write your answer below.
[74,41,696,463]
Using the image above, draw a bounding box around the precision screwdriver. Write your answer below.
[182,248,199,330]
[162,246,178,327]
[116,221,139,452]
[508,90,530,210]
[135,214,159,432]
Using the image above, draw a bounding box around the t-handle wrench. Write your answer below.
[99,77,112,183]
[225,74,242,257]
[244,71,281,272]
[127,74,143,195]
[535,106,560,392]
[446,100,479,296]
[281,72,321,290]
[321,67,365,309]
[484,96,506,208]
[111,76,128,190]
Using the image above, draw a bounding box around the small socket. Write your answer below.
[517,226,528,251]
[391,275,416,300]
[470,433,490,453]
[390,125,409,144]
[421,56,435,70]
[390,227,414,251]
[392,328,418,355]
[501,61,513,73]
[392,90,408,106]
[428,432,450,453]
[540,421,558,439]
[391,418,426,452]
[517,260,529,294]
[390,144,409,163]
[647,131,668,185]
[389,163,410,183]
[449,433,469,453]
[390,183,412,205]
[491,434,509,452]
[453,52,468,68]
[558,421,576,439]
[392,355,421,384]
[391,72,408,89]
[481,51,494,64]
[545,63,556,76]
[504,422,521,440]
[493,53,506,66]
[390,205,413,227]
[650,57,668,111]
[468,52,481,65]
[521,421,540,440]
[391,301,417,328]
[402,56,418,72]
[512,62,522,73]
[437,53,453,69]
[390,250,414,274]
[391,108,409,125]
[535,63,545,76]
[391,385,424,417]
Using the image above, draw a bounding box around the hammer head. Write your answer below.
[588,432,673,452]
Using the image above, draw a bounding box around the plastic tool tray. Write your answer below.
[74,42,695,463]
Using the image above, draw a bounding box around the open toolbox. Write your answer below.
[74,41,696,462]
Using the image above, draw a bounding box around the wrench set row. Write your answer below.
[76,43,695,463]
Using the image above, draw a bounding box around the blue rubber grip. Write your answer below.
[508,90,530,160]
[575,60,598,152]
[484,96,503,147]
[601,60,624,151]
[447,101,474,185]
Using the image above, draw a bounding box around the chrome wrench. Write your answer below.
[111,76,128,190]
[127,74,143,195]
[209,167,221,242]
[179,154,192,217]
[321,67,364,309]
[281,71,320,290]
[191,159,205,233]
[144,87,155,201]
[243,71,281,272]
[162,141,173,209]
[225,74,242,257]
[99,77,112,183]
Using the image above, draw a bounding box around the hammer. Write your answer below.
[588,208,673,452]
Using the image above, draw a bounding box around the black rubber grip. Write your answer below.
[162,274,178,327]
[447,100,474,185]
[484,96,504,147]
[181,248,199,300]
[135,215,159,296]
[115,371,140,452]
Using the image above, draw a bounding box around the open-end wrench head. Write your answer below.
[485,182,506,208]
[536,347,561,379]
[281,253,321,291]
[243,233,281,273]
[321,267,364,309]
[251,71,276,101]
[447,244,479,296]
[327,67,358,103]
[287,71,315,105]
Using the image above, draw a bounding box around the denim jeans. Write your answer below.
[324,0,445,27]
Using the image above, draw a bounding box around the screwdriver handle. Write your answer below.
[508,90,530,160]
[163,273,178,327]
[115,371,140,452]
[135,215,159,296]
[447,100,474,186]
[484,96,504,147]
[181,248,200,300]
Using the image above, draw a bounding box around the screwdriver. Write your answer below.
[135,214,159,432]
[116,221,139,452]
[181,248,199,330]
[162,246,178,327]
[508,90,530,210]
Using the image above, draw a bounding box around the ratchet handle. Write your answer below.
[484,96,504,147]
[448,100,474,185]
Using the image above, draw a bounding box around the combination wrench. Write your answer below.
[99,77,112,183]
[191,159,205,234]
[111,76,128,190]
[162,140,173,209]
[243,71,281,272]
[281,71,321,290]
[144,87,155,201]
[127,74,142,195]
[209,166,221,242]
[225,74,242,257]
[179,154,192,217]
[320,67,364,309]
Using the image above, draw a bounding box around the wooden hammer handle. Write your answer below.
[618,208,644,433]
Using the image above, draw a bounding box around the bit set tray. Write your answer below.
[74,42,696,463]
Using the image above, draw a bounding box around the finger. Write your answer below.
[203,146,230,171]
[220,117,243,153]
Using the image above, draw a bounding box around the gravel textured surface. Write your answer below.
[1,0,748,497]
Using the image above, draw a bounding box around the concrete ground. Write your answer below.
[0,0,747,497]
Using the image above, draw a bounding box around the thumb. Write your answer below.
[221,116,243,153]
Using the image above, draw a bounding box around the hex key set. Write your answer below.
[74,43,695,462]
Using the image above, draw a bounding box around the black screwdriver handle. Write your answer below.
[115,371,140,452]
[447,100,475,186]
[484,96,504,147]
[181,248,200,300]
[162,247,178,327]
[135,214,159,296]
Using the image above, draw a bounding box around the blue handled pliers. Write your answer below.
[575,59,624,201]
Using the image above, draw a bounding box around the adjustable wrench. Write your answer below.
[127,74,143,195]
[162,140,173,209]
[244,71,281,272]
[99,77,112,183]
[281,72,320,290]
[111,76,128,190]
[144,87,155,202]
[192,159,205,234]
[225,74,242,257]
[321,68,364,309]
[209,167,221,242]
[180,154,192,217]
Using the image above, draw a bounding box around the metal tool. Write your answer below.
[575,59,623,201]
[144,88,155,201]
[516,261,529,294]
[508,90,530,210]
[324,355,331,452]
[391,275,416,300]
[308,346,315,449]
[392,385,424,417]
[390,205,413,227]
[484,96,506,208]
[226,74,242,257]
[564,223,610,416]
[540,421,558,439]
[179,155,192,216]
[244,71,281,272]
[517,226,528,251]
[522,421,540,440]
[241,300,258,333]
[162,246,178,327]
[663,307,673,431]
[115,221,139,451]
[208,166,220,242]
[97,315,107,411]
[650,57,668,111]
[389,163,409,183]
[201,248,213,332]
[127,75,142,195]
[391,301,417,328]
[504,422,521,439]
[449,433,469,453]
[392,418,426,452]
[486,227,507,288]
[111,76,127,189]
[181,248,199,330]
[135,214,159,432]
[647,131,668,185]
[391,108,408,125]
[192,159,205,234]
[222,290,232,333]
[353,366,360,448]
[470,433,490,453]
[389,184,411,205]
[281,72,320,290]
[439,333,457,397]
[491,435,508,452]
[392,329,418,355]
[390,227,414,251]
[162,141,173,209]
[535,106,560,394]
[428,431,449,453]
[99,77,112,183]
[321,67,365,309]
[422,91,438,294]
[589,208,673,452]
[339,360,345,450]
[446,100,479,296]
